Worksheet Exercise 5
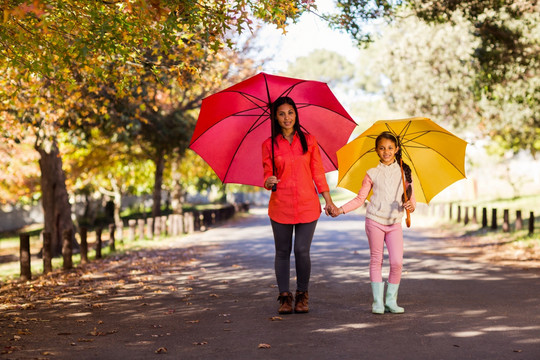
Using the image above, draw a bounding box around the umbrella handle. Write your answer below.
[400,158,411,228]
[272,184,277,192]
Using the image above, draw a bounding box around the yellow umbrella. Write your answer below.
[337,117,467,205]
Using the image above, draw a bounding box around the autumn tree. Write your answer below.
[0,0,314,254]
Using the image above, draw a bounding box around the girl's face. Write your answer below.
[376,138,399,165]
[276,103,296,133]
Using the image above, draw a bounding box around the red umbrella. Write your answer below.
[189,72,357,187]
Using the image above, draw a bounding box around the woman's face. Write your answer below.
[276,103,296,132]
[376,138,399,165]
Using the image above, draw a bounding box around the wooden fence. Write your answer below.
[420,203,537,235]
[18,203,248,281]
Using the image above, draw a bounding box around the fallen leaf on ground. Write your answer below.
[77,338,94,342]
[193,341,208,345]
[269,316,283,321]
[186,320,199,324]
[155,347,167,354]
[258,343,271,349]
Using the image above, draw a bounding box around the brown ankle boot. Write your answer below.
[277,292,293,314]
[294,290,309,313]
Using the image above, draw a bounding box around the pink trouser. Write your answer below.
[364,218,403,284]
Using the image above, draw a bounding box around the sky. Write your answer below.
[258,0,361,73]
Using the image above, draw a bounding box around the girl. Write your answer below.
[262,96,337,314]
[332,131,415,314]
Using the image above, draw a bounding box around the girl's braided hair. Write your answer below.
[375,131,412,201]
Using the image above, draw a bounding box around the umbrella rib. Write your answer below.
[295,103,357,125]
[300,125,338,169]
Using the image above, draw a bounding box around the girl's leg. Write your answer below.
[364,218,385,282]
[293,220,317,292]
[270,220,294,293]
[384,223,404,284]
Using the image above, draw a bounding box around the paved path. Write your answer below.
[2,207,540,359]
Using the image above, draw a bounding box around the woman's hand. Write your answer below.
[324,203,336,216]
[264,176,280,189]
[403,200,415,213]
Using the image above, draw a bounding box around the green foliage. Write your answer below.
[326,0,539,154]
[285,49,355,87]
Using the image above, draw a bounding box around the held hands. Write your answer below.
[324,203,344,217]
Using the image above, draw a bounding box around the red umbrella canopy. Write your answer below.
[189,72,357,187]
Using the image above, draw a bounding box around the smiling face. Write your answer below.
[376,137,399,165]
[276,103,296,133]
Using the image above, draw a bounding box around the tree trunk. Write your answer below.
[37,140,75,257]
[152,152,165,220]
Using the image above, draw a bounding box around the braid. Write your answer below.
[396,141,413,202]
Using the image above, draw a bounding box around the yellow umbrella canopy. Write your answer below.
[337,117,467,204]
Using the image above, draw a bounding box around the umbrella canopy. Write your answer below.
[337,117,467,204]
[189,72,357,187]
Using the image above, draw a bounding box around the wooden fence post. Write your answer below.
[449,203,453,220]
[464,207,469,225]
[116,222,124,244]
[80,227,88,264]
[128,219,136,241]
[491,208,497,230]
[472,207,478,224]
[482,207,488,228]
[515,210,523,231]
[147,218,154,239]
[43,231,53,274]
[137,219,145,240]
[502,209,510,232]
[62,229,73,270]
[457,205,461,223]
[154,217,161,237]
[95,227,103,259]
[161,216,168,236]
[529,212,535,235]
[19,233,31,281]
[109,224,116,251]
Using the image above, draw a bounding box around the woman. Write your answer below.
[262,96,337,314]
[331,131,415,314]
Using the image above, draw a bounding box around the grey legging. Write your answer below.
[270,219,318,293]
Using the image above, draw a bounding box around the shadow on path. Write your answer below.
[2,207,540,359]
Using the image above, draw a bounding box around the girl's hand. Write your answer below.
[403,200,415,213]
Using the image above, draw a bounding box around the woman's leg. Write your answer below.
[384,223,404,284]
[270,220,294,293]
[293,220,317,292]
[364,218,385,282]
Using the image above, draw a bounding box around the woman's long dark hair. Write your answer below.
[271,96,308,154]
[376,131,412,201]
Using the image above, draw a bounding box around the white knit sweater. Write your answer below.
[365,161,405,225]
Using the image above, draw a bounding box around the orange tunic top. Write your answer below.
[262,132,329,224]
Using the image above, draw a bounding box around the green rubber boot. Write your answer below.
[385,282,405,314]
[371,282,385,314]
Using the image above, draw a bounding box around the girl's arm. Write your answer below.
[337,175,373,215]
